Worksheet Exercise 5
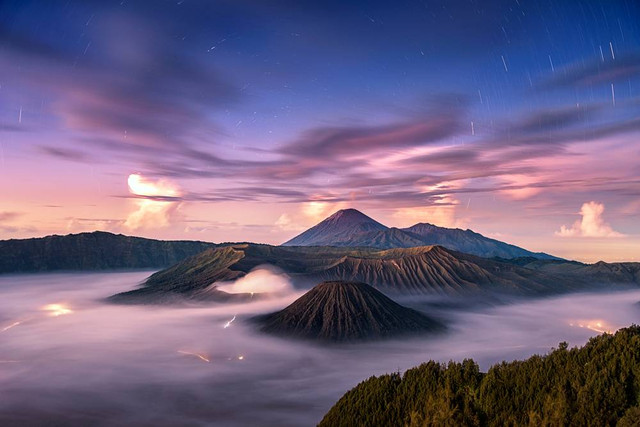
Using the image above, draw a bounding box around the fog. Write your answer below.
[1,271,639,426]
[215,265,296,296]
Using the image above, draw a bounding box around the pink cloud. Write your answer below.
[556,201,624,238]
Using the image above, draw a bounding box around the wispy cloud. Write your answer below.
[38,146,88,162]
[0,11,239,169]
[541,54,640,89]
[0,212,23,222]
[279,112,462,159]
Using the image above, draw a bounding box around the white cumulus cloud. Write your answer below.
[556,201,624,238]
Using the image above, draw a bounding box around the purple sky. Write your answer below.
[1,0,639,262]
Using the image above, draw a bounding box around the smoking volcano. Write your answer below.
[254,281,444,342]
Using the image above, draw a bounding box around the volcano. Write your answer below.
[282,208,558,260]
[282,209,387,246]
[255,281,444,342]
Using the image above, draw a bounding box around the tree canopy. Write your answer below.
[320,325,640,426]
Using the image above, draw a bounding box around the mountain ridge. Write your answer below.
[282,208,558,260]
[109,243,639,304]
[0,231,215,273]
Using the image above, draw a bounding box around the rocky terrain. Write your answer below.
[255,281,444,342]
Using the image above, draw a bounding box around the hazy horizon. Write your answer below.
[1,205,638,264]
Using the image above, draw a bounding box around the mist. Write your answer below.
[215,265,297,296]
[1,272,639,426]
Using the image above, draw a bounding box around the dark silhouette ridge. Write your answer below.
[0,231,215,274]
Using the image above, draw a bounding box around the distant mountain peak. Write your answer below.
[325,208,377,222]
[332,208,361,216]
[282,208,387,246]
[323,208,384,225]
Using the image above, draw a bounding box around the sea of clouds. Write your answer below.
[1,270,639,426]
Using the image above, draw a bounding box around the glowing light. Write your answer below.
[125,174,181,230]
[1,321,21,332]
[42,304,73,317]
[569,319,615,334]
[238,355,244,360]
[223,315,236,329]
[302,201,347,222]
[127,173,180,198]
[177,350,210,363]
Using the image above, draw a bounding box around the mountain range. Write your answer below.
[283,208,558,259]
[109,243,639,304]
[0,208,557,275]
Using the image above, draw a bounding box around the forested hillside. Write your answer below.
[320,325,640,426]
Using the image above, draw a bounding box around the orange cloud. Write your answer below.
[301,200,349,223]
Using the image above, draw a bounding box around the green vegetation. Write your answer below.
[320,326,640,426]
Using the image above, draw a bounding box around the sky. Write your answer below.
[0,0,639,262]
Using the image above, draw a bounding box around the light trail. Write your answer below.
[611,83,615,106]
[223,315,236,329]
[609,41,615,60]
[177,350,210,363]
[1,321,21,332]
[501,55,508,72]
